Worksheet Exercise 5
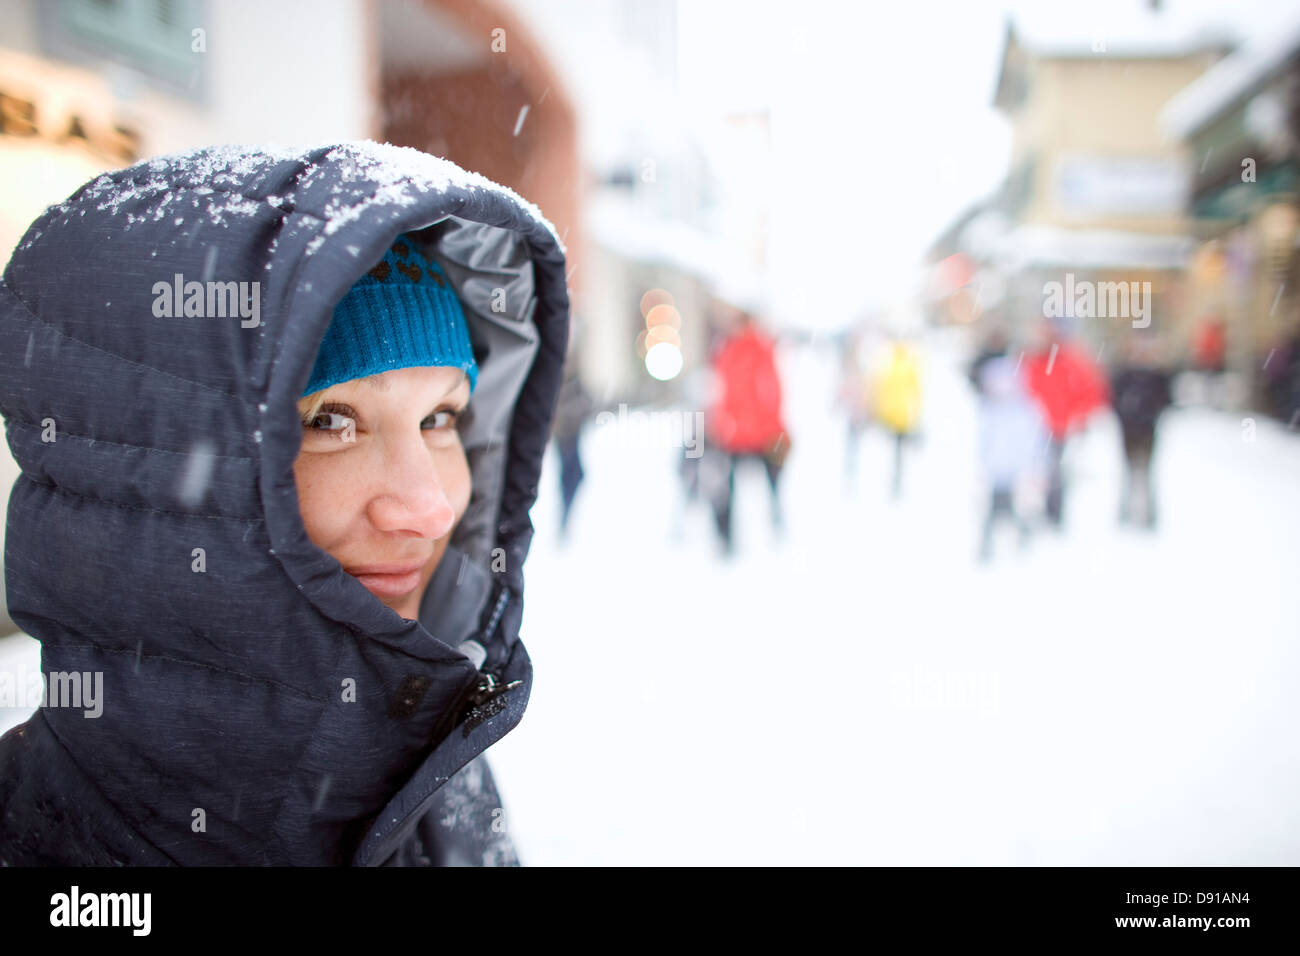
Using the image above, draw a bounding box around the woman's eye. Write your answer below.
[312,413,351,430]
[423,409,460,431]
[302,407,356,437]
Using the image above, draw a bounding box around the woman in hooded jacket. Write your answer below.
[0,142,570,866]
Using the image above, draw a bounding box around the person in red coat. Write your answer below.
[1021,318,1109,527]
[1192,314,1228,409]
[703,311,789,555]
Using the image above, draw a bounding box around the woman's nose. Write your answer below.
[366,433,456,540]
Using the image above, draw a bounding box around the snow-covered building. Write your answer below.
[947,14,1231,351]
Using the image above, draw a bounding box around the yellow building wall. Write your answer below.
[1012,54,1216,236]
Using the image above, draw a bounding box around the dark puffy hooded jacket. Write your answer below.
[0,141,569,865]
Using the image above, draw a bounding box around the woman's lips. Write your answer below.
[346,563,426,598]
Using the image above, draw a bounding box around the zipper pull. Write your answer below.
[458,671,523,736]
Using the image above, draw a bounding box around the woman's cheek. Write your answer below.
[294,455,350,546]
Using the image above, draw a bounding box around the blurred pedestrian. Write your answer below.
[835,327,871,488]
[1022,318,1109,528]
[1110,335,1173,529]
[1192,313,1228,409]
[974,353,1045,561]
[968,323,1010,396]
[871,338,923,499]
[1262,323,1300,424]
[705,311,789,556]
[551,350,596,544]
[676,362,712,507]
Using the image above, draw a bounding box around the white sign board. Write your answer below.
[1056,155,1189,217]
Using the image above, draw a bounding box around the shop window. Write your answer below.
[38,0,205,99]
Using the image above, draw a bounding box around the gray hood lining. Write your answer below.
[412,218,539,574]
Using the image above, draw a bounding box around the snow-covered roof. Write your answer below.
[1005,10,1234,60]
[1160,11,1300,140]
[994,13,1235,112]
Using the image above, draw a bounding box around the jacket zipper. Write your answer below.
[424,668,491,757]
[456,670,523,736]
[427,583,516,746]
[355,587,520,864]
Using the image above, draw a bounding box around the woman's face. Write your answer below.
[293,365,472,621]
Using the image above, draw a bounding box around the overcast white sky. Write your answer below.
[675,0,1298,330]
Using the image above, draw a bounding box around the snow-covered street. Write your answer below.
[487,327,1300,865]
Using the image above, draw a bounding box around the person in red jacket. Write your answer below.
[1021,317,1109,527]
[1192,314,1228,409]
[703,310,789,556]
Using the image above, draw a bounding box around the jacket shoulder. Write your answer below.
[0,714,173,866]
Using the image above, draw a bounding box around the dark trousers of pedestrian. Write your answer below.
[980,484,1030,561]
[1044,435,1067,527]
[556,433,584,539]
[890,431,906,499]
[710,450,783,556]
[1200,368,1225,409]
[1120,427,1157,529]
[680,446,701,504]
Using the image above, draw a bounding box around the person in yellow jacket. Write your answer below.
[871,339,923,498]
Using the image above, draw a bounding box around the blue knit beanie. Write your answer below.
[302,234,478,397]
